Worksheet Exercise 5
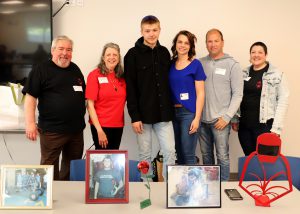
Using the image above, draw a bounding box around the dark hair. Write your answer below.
[206,28,224,42]
[141,15,160,26]
[102,155,113,169]
[97,43,123,78]
[250,41,268,54]
[171,30,197,61]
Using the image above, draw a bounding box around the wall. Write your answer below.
[1,0,300,173]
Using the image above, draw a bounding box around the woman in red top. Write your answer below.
[86,43,126,149]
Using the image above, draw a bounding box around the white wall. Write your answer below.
[1,0,300,173]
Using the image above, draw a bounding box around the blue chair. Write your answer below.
[70,159,141,182]
[238,156,300,190]
[129,160,141,182]
[70,159,86,181]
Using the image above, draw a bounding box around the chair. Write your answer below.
[70,159,141,182]
[238,156,300,190]
[129,160,142,182]
[70,159,86,181]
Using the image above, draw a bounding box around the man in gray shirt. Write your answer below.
[199,29,243,181]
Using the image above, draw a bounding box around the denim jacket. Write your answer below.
[241,63,289,134]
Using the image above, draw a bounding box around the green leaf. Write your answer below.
[140,199,151,209]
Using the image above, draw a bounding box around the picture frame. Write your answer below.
[85,150,129,204]
[0,165,53,209]
[167,165,221,208]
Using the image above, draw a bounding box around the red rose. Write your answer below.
[137,161,150,174]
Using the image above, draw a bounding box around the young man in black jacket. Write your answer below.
[124,15,176,180]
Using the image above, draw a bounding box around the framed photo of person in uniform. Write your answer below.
[0,165,53,210]
[167,165,221,208]
[85,150,129,204]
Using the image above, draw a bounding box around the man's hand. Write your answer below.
[214,117,229,130]
[26,122,38,141]
[132,121,143,134]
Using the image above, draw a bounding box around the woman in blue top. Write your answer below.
[169,30,206,164]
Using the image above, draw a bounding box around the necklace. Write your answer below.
[108,76,118,91]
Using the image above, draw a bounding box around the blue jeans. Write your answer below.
[199,122,231,181]
[137,121,176,179]
[173,107,198,164]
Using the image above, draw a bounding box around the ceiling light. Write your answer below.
[0,10,16,14]
[32,3,48,7]
[1,1,24,5]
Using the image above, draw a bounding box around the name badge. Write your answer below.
[244,77,251,81]
[73,86,83,92]
[215,68,226,75]
[180,93,189,100]
[98,77,108,84]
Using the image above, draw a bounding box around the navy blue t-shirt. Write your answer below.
[169,59,206,113]
[94,169,122,198]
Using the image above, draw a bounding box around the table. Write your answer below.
[0,181,299,213]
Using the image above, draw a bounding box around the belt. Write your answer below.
[174,104,183,108]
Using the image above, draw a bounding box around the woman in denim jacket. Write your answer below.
[232,42,289,155]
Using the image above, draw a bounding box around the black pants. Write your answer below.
[90,125,123,150]
[39,129,84,180]
[238,119,273,156]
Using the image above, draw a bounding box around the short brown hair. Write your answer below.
[250,41,268,54]
[141,15,160,27]
[206,28,224,42]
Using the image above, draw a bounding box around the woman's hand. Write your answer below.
[97,129,108,148]
[189,118,200,134]
[231,122,239,132]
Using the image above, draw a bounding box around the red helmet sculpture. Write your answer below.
[239,133,293,207]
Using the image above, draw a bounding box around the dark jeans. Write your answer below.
[90,125,123,150]
[238,119,273,156]
[173,107,198,164]
[39,129,84,180]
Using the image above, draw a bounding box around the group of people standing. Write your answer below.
[22,15,289,181]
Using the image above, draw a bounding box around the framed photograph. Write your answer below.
[0,165,53,209]
[167,165,221,208]
[85,150,129,204]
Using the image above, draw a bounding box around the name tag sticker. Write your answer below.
[180,93,189,100]
[215,68,226,75]
[73,86,83,92]
[98,77,108,84]
[244,77,251,81]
